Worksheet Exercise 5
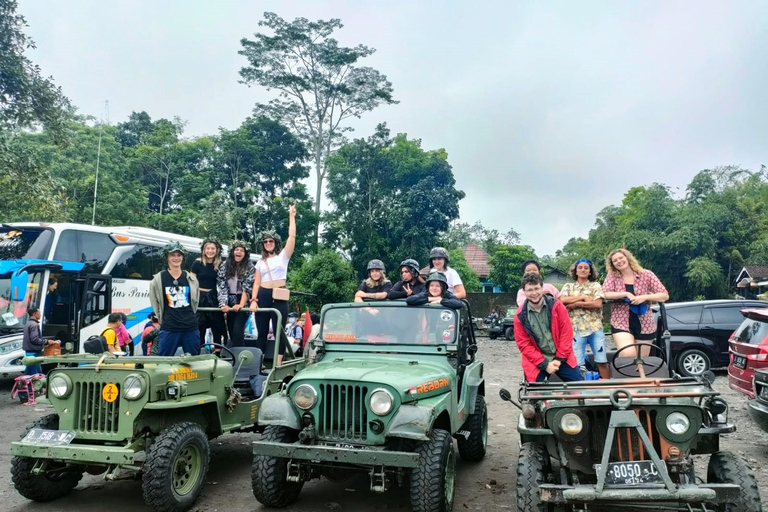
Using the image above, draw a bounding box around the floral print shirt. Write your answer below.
[560,281,605,336]
[602,270,667,334]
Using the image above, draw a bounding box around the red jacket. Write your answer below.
[514,295,577,381]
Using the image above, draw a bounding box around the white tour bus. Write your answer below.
[0,222,246,376]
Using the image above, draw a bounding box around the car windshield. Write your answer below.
[321,306,459,345]
[0,227,54,260]
[0,271,43,331]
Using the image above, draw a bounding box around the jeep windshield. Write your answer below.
[321,305,459,345]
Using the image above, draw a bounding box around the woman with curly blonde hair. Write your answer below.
[602,248,668,356]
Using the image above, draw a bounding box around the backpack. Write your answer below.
[83,328,112,354]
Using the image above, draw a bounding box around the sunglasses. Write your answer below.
[263,239,275,244]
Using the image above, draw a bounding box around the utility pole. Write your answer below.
[91,100,109,225]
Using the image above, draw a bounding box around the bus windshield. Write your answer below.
[322,306,459,345]
[0,227,54,261]
[0,270,43,331]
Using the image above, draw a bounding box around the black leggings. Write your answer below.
[225,293,249,347]
[198,290,228,345]
[255,287,290,356]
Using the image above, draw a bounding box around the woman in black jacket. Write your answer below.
[406,271,464,309]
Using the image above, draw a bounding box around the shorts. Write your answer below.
[611,312,656,341]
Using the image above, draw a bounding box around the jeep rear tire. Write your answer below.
[707,451,761,512]
[457,395,487,461]
[252,426,303,507]
[489,332,498,340]
[142,421,210,512]
[505,327,514,341]
[517,442,552,512]
[11,414,83,502]
[410,429,455,512]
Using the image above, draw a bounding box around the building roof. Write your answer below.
[736,265,768,284]
[463,243,491,278]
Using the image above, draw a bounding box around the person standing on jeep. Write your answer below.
[354,259,392,302]
[387,259,426,300]
[429,247,466,298]
[516,260,560,307]
[149,241,200,356]
[192,236,228,347]
[217,240,255,348]
[514,272,582,382]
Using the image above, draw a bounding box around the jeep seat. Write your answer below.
[607,350,669,378]
[230,347,264,397]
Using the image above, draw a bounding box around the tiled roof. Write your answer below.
[744,265,768,280]
[463,243,491,278]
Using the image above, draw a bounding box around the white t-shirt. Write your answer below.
[443,267,463,294]
[256,250,290,282]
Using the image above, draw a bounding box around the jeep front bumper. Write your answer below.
[540,483,740,504]
[253,441,420,468]
[11,441,135,465]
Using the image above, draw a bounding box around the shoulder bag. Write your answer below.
[264,258,290,301]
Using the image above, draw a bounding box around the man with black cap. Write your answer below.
[149,241,200,356]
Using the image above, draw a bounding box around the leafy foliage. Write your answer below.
[441,220,520,255]
[447,249,482,293]
[289,249,358,310]
[488,245,539,293]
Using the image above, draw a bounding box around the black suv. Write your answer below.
[660,299,767,376]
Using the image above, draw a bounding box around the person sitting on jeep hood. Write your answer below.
[514,272,582,382]
[387,258,426,300]
[355,259,392,302]
[406,270,464,309]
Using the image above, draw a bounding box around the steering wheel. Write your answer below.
[611,342,667,377]
[203,343,236,365]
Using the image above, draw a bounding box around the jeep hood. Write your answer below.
[292,356,453,400]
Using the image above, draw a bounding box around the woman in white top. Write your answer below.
[250,205,296,364]
[429,247,466,299]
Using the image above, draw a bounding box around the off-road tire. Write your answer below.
[707,451,762,512]
[677,348,711,377]
[489,332,499,340]
[410,428,456,512]
[457,395,487,461]
[505,327,514,341]
[251,426,303,507]
[142,421,210,512]
[11,414,83,502]
[516,442,552,512]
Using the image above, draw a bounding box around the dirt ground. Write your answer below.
[0,336,766,512]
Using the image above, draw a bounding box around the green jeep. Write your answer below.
[251,300,487,512]
[10,309,305,512]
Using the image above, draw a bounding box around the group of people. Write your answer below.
[514,248,669,382]
[354,247,467,309]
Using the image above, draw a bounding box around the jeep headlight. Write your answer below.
[665,412,691,435]
[49,374,72,398]
[369,389,394,416]
[122,375,145,400]
[560,413,583,435]
[0,340,22,354]
[293,384,317,410]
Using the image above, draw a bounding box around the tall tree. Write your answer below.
[442,220,520,255]
[323,124,464,278]
[488,245,538,293]
[238,12,398,246]
[290,249,357,311]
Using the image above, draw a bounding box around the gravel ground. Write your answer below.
[0,336,765,512]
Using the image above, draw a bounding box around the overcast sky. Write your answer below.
[19,1,768,256]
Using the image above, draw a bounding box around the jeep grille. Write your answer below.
[318,384,368,442]
[587,408,660,463]
[74,381,120,434]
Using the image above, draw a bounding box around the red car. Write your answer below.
[728,307,768,398]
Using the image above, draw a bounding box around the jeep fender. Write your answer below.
[387,392,453,441]
[464,362,485,415]
[256,393,302,430]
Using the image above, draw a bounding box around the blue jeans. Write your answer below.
[24,351,43,375]
[536,362,584,382]
[573,329,607,366]
[158,329,200,356]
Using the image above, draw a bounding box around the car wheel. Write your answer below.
[516,443,552,512]
[677,349,711,377]
[505,327,514,341]
[707,451,761,512]
[251,426,303,507]
[489,332,498,340]
[456,395,487,461]
[410,429,455,512]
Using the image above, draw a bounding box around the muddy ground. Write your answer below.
[0,336,766,512]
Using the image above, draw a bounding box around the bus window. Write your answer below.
[0,227,54,260]
[53,230,116,273]
[111,244,160,279]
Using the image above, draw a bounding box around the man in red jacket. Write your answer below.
[514,273,583,382]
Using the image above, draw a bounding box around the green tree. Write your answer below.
[323,124,464,278]
[441,220,520,255]
[290,249,357,311]
[239,12,398,246]
[489,245,538,293]
[447,249,482,293]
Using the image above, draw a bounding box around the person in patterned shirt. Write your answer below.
[560,259,609,379]
[602,249,669,357]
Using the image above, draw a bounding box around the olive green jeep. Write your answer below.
[10,308,305,512]
[251,300,487,512]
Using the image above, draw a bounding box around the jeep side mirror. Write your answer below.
[311,338,325,351]
[10,270,28,301]
[499,388,512,401]
[238,350,254,367]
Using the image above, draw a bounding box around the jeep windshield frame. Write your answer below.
[319,302,461,347]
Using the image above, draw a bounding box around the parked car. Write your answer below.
[659,300,767,377]
[748,369,768,432]
[728,307,768,398]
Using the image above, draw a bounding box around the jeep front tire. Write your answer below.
[11,414,83,502]
[516,442,552,512]
[457,395,487,461]
[142,421,211,512]
[707,451,761,512]
[251,426,303,507]
[410,428,456,512]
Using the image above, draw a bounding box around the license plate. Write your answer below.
[22,429,75,446]
[733,355,747,369]
[597,461,662,485]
